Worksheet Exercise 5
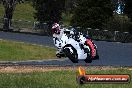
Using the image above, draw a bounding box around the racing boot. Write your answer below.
[56,48,65,58]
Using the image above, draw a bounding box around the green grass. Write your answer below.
[0,2,72,26]
[0,69,131,88]
[0,2,35,21]
[13,2,35,21]
[0,2,35,29]
[0,39,57,61]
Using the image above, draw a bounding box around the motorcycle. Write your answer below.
[53,28,99,63]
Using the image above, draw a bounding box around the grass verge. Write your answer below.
[0,39,57,61]
[0,68,131,88]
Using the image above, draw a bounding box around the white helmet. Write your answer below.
[52,23,60,34]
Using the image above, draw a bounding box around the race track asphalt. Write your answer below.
[0,31,132,66]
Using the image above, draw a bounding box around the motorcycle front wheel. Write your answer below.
[63,46,78,63]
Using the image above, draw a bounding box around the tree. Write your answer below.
[0,0,24,31]
[32,0,65,25]
[64,0,77,13]
[124,0,132,21]
[71,0,114,29]
[102,15,131,32]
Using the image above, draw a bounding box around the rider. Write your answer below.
[52,23,96,59]
[52,23,64,57]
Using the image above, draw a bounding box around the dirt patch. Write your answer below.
[0,65,130,73]
[0,66,75,73]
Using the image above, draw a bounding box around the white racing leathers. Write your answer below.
[53,28,68,55]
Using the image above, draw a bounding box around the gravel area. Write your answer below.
[0,66,131,73]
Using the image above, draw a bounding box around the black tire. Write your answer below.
[83,45,92,63]
[95,50,99,59]
[93,44,99,60]
[85,58,92,63]
[92,50,99,60]
[63,46,78,63]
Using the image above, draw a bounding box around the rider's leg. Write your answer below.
[56,48,65,58]
[56,48,62,54]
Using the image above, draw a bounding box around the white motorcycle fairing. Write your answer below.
[65,37,87,60]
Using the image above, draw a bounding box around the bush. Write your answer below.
[102,15,131,32]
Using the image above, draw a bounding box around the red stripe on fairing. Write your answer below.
[86,39,95,58]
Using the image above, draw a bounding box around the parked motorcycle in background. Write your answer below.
[52,23,99,63]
